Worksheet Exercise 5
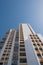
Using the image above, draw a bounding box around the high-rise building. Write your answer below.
[0,24,43,65]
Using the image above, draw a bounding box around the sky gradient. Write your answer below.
[0,0,43,40]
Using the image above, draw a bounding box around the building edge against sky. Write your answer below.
[0,23,43,65]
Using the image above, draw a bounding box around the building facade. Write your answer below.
[0,24,43,65]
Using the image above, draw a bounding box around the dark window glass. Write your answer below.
[20,48,25,51]
[37,53,41,56]
[20,53,26,56]
[20,58,27,63]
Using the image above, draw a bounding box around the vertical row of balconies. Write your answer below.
[19,42,27,65]
[0,30,15,65]
[0,30,10,53]
[19,24,27,65]
[11,30,19,65]
[30,34,43,65]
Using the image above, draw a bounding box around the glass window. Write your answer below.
[20,58,27,63]
[20,53,26,56]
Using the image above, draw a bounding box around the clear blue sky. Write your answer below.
[0,0,43,40]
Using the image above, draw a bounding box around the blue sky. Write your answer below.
[0,0,43,40]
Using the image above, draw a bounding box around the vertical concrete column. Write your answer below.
[7,31,16,65]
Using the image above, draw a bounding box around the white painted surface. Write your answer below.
[29,24,36,34]
[22,24,32,40]
[22,24,40,65]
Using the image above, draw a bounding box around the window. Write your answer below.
[20,41,24,44]
[39,48,42,51]
[20,45,25,47]
[20,48,25,51]
[8,47,11,49]
[3,54,5,56]
[20,58,27,63]
[35,48,38,50]
[37,53,41,56]
[33,44,36,46]
[32,40,34,42]
[39,40,41,42]
[35,40,38,42]
[5,57,8,60]
[37,44,40,46]
[20,53,26,56]
[31,37,33,39]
